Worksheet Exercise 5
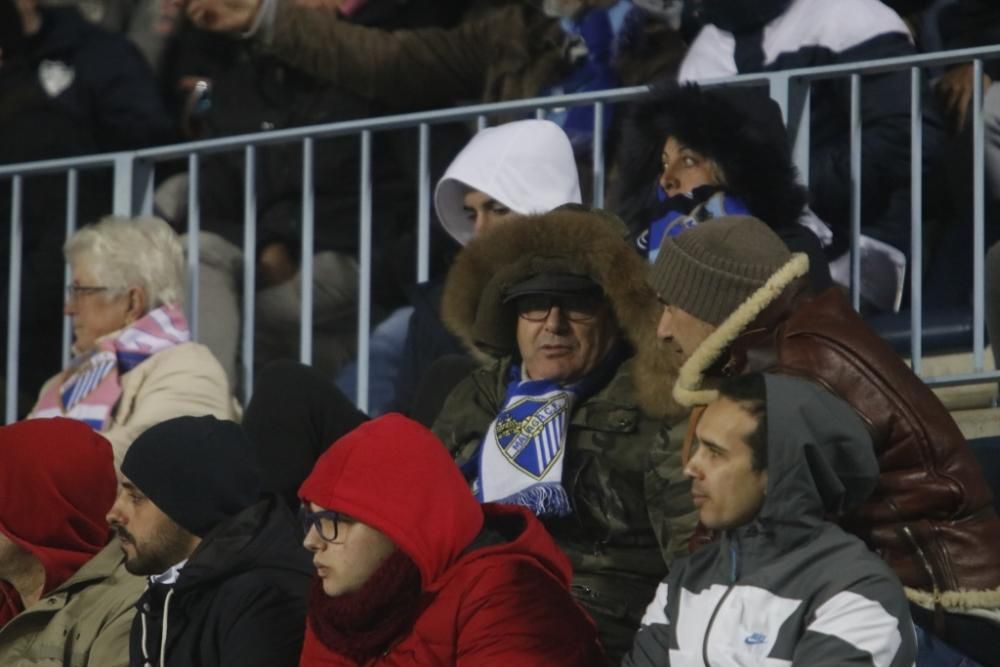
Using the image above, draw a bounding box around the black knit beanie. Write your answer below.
[121,416,262,538]
[650,215,792,326]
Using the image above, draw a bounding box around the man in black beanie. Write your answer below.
[106,415,311,667]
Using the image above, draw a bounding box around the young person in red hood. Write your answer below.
[298,413,607,666]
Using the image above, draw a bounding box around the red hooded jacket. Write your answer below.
[298,413,606,666]
[0,418,116,625]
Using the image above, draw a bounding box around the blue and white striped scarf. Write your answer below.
[469,349,624,518]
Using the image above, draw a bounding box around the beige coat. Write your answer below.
[32,342,238,467]
[0,542,145,667]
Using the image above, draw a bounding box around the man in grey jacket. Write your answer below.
[625,372,916,667]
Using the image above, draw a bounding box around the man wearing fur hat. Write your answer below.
[432,206,692,660]
[645,214,1000,664]
[106,415,311,667]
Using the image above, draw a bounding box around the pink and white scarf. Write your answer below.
[31,304,190,430]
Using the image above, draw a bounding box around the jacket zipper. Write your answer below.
[701,544,739,666]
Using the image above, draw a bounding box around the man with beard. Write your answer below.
[107,415,311,667]
[0,418,144,666]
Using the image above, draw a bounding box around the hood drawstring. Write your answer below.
[139,587,176,667]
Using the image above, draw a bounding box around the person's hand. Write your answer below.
[937,63,994,133]
[176,0,262,32]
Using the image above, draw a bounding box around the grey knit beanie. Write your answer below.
[649,215,792,326]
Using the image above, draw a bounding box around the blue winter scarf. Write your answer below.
[467,346,626,518]
[636,185,751,262]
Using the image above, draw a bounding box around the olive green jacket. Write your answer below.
[433,355,687,659]
[0,542,145,667]
[433,209,694,660]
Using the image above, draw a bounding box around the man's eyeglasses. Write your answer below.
[65,285,111,302]
[515,294,604,323]
[299,506,346,542]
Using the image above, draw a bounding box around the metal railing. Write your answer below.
[4,44,1000,422]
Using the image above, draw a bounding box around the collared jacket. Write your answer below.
[431,209,692,659]
[129,496,311,667]
[666,250,1000,610]
[624,375,916,667]
[0,542,145,667]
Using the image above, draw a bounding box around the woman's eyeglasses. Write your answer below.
[299,506,347,542]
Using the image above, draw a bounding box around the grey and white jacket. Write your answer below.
[624,375,917,667]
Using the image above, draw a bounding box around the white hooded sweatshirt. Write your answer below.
[434,119,582,246]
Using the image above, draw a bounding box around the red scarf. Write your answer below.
[307,550,423,663]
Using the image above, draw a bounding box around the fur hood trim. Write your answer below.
[673,253,810,407]
[441,208,685,419]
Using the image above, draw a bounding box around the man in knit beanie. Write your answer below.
[0,417,144,666]
[108,415,311,667]
[644,215,1000,664]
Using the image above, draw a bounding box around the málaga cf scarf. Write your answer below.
[469,349,624,518]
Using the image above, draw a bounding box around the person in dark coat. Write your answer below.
[106,415,311,667]
[0,0,173,410]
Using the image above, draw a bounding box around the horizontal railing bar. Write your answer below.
[922,370,1000,388]
[4,45,998,176]
[0,153,121,178]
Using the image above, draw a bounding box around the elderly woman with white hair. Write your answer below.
[29,216,237,466]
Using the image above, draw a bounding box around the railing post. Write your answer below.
[300,138,315,365]
[242,145,257,403]
[973,59,986,371]
[909,67,924,375]
[592,101,606,209]
[417,123,431,283]
[111,153,155,217]
[6,176,23,424]
[769,75,812,186]
[355,131,373,413]
[62,169,79,369]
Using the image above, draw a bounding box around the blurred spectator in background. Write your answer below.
[153,0,470,388]
[176,0,684,134]
[677,0,946,312]
[0,0,173,413]
[38,0,178,70]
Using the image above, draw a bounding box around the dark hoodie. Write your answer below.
[297,414,606,666]
[625,375,916,667]
[129,496,311,667]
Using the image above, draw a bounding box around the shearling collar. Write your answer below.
[672,253,810,407]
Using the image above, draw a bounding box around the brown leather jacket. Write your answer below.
[673,254,1000,609]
